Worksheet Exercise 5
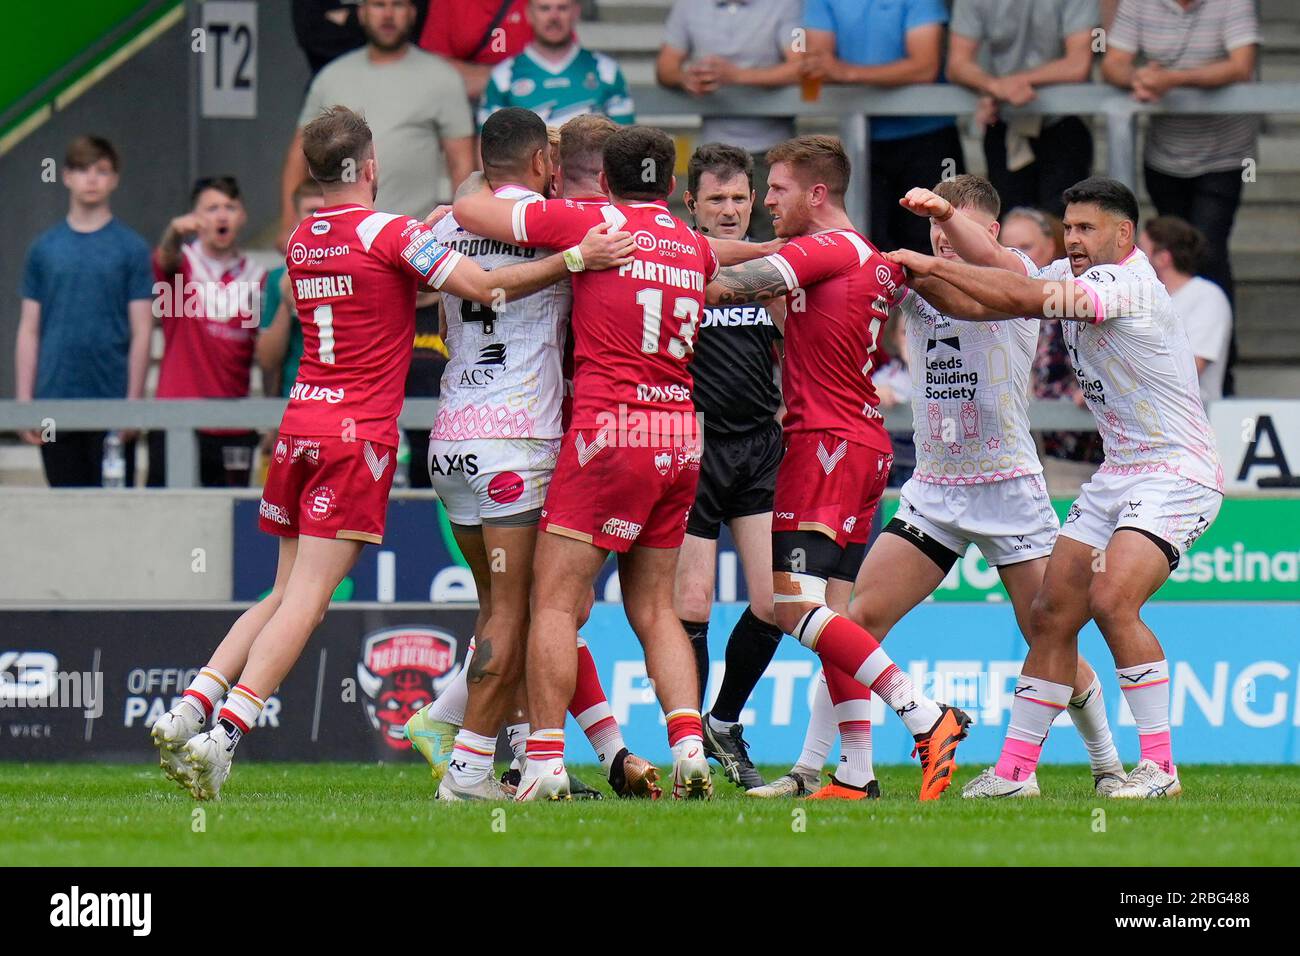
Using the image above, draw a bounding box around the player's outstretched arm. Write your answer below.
[888,249,1095,323]
[440,223,634,306]
[706,236,784,266]
[706,257,793,306]
[898,188,1028,274]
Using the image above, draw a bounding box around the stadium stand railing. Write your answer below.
[3,82,1298,486]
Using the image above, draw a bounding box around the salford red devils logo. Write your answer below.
[306,485,336,520]
[356,627,461,749]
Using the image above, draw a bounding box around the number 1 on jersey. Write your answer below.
[636,288,700,360]
[313,304,336,364]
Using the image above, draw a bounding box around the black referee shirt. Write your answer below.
[690,301,782,437]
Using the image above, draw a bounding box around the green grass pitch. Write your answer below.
[3,763,1297,866]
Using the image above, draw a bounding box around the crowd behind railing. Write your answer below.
[10,0,1264,489]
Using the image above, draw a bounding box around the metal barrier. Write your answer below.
[0,397,1098,487]
[633,82,1298,229]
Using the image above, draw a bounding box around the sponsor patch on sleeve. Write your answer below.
[402,233,450,277]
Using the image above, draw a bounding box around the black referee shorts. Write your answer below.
[686,419,784,540]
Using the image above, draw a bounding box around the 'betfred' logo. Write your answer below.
[356,627,460,749]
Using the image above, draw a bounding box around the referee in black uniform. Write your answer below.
[675,144,786,790]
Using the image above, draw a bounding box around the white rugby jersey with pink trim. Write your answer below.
[432,184,571,440]
[1035,247,1224,492]
[902,247,1041,485]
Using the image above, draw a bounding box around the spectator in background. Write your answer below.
[419,0,532,101]
[1102,0,1258,312]
[257,181,325,400]
[1000,205,1101,487]
[293,1,429,76]
[803,0,966,253]
[656,0,803,241]
[280,0,475,247]
[948,0,1098,217]
[1140,215,1232,407]
[479,0,635,128]
[150,177,267,488]
[15,135,152,487]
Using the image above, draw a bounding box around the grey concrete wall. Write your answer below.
[0,490,237,601]
[0,0,310,397]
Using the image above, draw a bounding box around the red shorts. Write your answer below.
[540,428,702,552]
[258,433,397,544]
[772,431,892,546]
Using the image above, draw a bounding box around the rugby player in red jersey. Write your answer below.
[455,126,752,800]
[705,136,970,801]
[150,105,633,800]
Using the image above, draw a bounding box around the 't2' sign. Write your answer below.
[201,1,257,119]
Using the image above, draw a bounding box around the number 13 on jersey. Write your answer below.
[636,288,700,359]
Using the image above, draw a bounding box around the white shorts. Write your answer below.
[893,473,1058,567]
[1059,469,1222,567]
[429,437,560,526]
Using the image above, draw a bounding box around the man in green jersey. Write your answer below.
[478,0,635,128]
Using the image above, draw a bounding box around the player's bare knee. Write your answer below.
[773,601,810,636]
[1088,578,1140,633]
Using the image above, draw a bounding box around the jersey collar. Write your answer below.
[313,204,369,218]
[522,41,581,76]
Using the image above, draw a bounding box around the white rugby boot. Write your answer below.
[151,706,205,789]
[746,766,820,798]
[1111,759,1181,798]
[436,771,509,801]
[515,759,572,802]
[671,741,713,800]
[181,730,235,801]
[1093,766,1128,797]
[962,766,1041,799]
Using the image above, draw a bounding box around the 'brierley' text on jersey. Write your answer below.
[281,205,463,446]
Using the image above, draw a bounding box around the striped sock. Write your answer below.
[448,729,497,787]
[525,728,565,762]
[994,675,1072,781]
[181,666,230,722]
[666,707,704,749]
[1117,660,1174,774]
[568,639,626,776]
[826,664,873,787]
[216,683,264,749]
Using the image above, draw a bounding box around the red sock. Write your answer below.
[800,608,883,679]
[567,640,607,716]
[666,708,703,748]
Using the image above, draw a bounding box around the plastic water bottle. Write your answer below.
[393,432,411,489]
[102,431,126,488]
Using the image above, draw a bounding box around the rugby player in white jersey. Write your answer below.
[749,175,1124,800]
[888,177,1223,799]
[401,108,661,800]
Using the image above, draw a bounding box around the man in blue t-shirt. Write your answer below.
[16,135,154,486]
[803,0,967,254]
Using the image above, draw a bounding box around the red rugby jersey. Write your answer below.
[512,197,719,434]
[280,204,463,446]
[766,229,906,450]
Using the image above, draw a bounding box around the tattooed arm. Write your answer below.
[706,256,794,306]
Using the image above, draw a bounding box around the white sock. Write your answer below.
[505,723,529,766]
[794,671,836,777]
[1117,659,1175,774]
[427,639,472,726]
[708,713,736,735]
[857,649,941,735]
[181,666,230,722]
[572,701,625,777]
[448,728,496,787]
[834,698,874,788]
[1068,675,1122,772]
[1007,675,1073,746]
